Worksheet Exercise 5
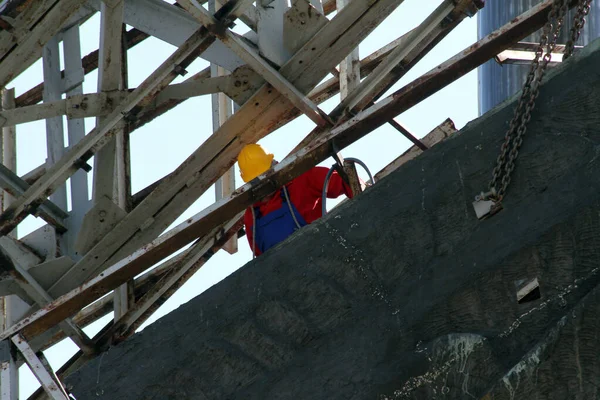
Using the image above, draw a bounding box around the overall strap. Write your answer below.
[281,185,302,229]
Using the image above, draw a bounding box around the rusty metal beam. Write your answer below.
[95,215,244,348]
[26,219,242,399]
[38,251,186,351]
[289,0,478,155]
[131,25,410,134]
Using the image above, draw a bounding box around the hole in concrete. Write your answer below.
[515,277,541,304]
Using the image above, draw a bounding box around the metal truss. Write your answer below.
[0,0,580,398]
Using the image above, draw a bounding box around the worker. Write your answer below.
[238,144,354,257]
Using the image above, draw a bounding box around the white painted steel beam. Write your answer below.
[342,0,455,113]
[0,0,58,60]
[178,0,331,126]
[0,0,90,88]
[0,88,16,219]
[93,0,125,202]
[0,340,17,400]
[42,36,69,214]
[290,0,476,154]
[0,163,68,232]
[9,262,95,355]
[86,0,253,71]
[63,24,92,259]
[11,335,69,400]
[256,0,290,66]
[336,0,359,100]
[0,0,257,299]
[0,74,252,127]
[210,0,238,255]
[97,214,242,344]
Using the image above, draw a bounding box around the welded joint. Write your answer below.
[73,158,92,173]
[174,64,189,76]
[11,334,70,400]
[120,110,138,123]
[330,141,350,184]
[451,0,485,19]
[0,16,15,32]
[24,203,41,218]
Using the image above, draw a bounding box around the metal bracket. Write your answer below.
[121,111,138,123]
[73,158,92,173]
[11,334,70,400]
[472,190,503,220]
[174,64,188,76]
[330,141,350,184]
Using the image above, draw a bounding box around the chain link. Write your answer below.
[487,0,581,201]
[564,0,593,59]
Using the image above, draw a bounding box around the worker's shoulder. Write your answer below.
[300,166,328,176]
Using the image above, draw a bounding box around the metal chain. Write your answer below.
[487,0,570,200]
[564,0,593,59]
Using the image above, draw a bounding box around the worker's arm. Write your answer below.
[307,166,354,199]
[244,208,262,256]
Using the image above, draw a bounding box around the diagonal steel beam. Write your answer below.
[11,334,69,400]
[341,0,458,113]
[15,28,149,108]
[94,214,243,349]
[0,0,59,60]
[0,0,91,88]
[290,0,481,154]
[219,30,332,126]
[9,262,95,355]
[177,0,332,126]
[0,163,68,232]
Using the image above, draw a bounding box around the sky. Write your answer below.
[7,0,481,397]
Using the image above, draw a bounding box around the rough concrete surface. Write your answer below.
[67,39,600,399]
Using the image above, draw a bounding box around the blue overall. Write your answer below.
[253,188,307,254]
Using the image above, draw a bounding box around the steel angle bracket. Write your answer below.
[330,141,350,185]
[472,190,503,220]
[0,112,7,128]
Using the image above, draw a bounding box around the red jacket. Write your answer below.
[244,166,354,256]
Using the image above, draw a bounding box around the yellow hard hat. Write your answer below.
[238,144,274,183]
